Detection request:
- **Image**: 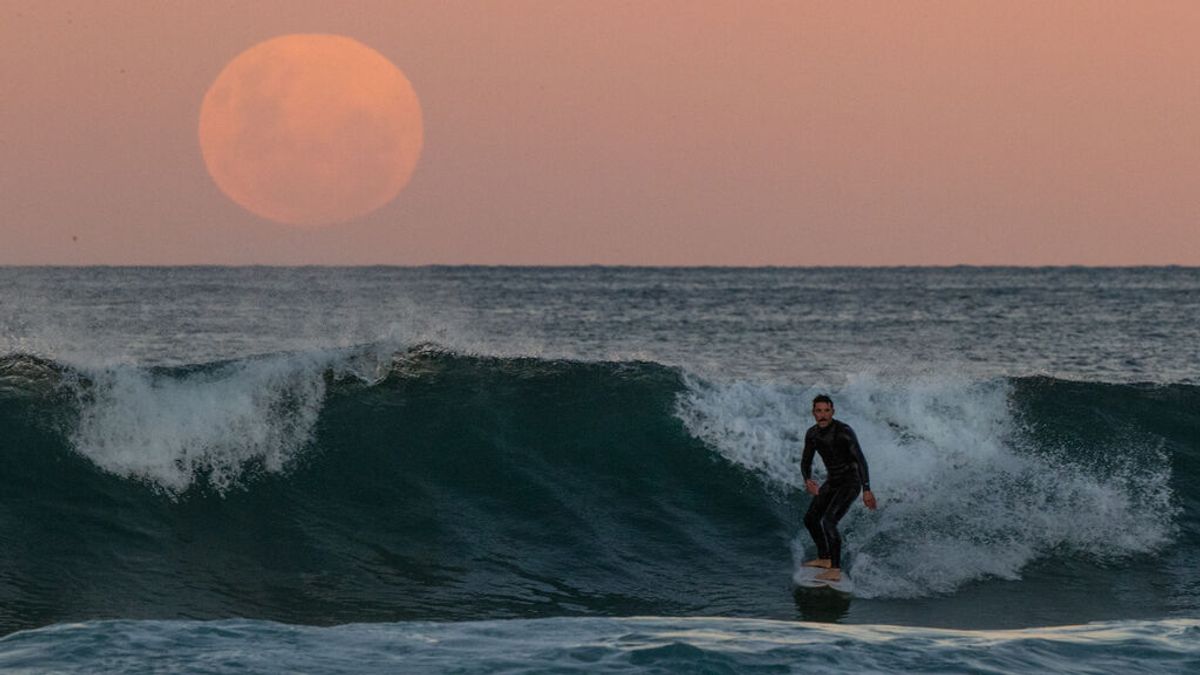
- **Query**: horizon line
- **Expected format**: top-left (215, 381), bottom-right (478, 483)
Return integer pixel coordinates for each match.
top-left (1, 263), bottom-right (1198, 270)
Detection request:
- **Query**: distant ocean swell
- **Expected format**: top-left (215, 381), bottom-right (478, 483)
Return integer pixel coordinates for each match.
top-left (0, 346), bottom-right (1194, 634)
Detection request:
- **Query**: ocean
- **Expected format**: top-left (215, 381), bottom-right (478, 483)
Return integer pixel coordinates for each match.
top-left (0, 266), bottom-right (1196, 672)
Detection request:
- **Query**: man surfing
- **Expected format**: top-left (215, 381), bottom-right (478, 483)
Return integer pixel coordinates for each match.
top-left (801, 395), bottom-right (876, 582)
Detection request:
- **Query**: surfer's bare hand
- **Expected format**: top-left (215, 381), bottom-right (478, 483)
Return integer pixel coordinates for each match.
top-left (805, 479), bottom-right (819, 496)
top-left (863, 490), bottom-right (877, 510)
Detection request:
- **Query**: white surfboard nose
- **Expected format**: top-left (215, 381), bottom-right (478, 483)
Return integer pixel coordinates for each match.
top-left (794, 567), bottom-right (855, 594)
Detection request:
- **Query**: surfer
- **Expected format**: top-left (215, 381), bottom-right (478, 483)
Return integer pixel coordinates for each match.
top-left (801, 395), bottom-right (876, 582)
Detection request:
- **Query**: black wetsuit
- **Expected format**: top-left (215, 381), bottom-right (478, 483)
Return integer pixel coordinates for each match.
top-left (801, 420), bottom-right (870, 569)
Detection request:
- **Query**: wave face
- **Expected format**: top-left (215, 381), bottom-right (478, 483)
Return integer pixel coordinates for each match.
top-left (0, 348), bottom-right (1196, 634)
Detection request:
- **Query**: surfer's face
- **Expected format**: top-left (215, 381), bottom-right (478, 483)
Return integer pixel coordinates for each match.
top-left (812, 402), bottom-right (834, 427)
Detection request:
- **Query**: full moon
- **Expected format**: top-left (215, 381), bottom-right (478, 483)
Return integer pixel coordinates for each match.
top-left (198, 34), bottom-right (423, 226)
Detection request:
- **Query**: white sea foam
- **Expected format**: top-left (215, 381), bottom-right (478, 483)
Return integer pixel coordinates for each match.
top-left (68, 349), bottom-right (389, 495)
top-left (676, 372), bottom-right (1177, 599)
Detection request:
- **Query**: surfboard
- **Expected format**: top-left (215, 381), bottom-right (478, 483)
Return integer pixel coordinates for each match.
top-left (793, 566), bottom-right (854, 594)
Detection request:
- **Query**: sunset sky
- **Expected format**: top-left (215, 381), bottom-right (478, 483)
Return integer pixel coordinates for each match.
top-left (3, 1), bottom-right (1199, 265)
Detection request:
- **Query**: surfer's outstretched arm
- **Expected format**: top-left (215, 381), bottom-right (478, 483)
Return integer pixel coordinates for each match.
top-left (842, 424), bottom-right (877, 510)
top-left (841, 424), bottom-right (870, 487)
top-left (800, 432), bottom-right (815, 481)
top-left (800, 431), bottom-right (819, 495)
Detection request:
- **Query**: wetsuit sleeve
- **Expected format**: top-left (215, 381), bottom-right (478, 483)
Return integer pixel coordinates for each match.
top-left (843, 424), bottom-right (871, 490)
top-left (800, 429), bottom-right (815, 482)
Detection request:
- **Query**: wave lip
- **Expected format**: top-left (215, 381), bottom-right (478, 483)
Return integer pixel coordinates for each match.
top-left (70, 355), bottom-right (330, 493)
top-left (0, 353), bottom-right (68, 398)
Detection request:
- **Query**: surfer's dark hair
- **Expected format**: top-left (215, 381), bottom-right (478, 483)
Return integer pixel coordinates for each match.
top-left (812, 394), bottom-right (834, 408)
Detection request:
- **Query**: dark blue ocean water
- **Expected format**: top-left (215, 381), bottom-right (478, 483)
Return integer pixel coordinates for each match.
top-left (0, 267), bottom-right (1197, 672)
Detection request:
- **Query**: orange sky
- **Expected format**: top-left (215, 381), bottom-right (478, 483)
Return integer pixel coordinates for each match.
top-left (3, 1), bottom-right (1199, 265)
